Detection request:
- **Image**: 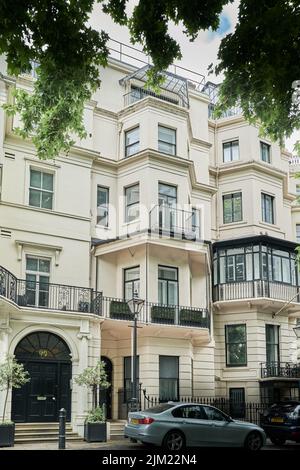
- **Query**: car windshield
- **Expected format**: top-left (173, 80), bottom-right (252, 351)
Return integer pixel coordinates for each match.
top-left (144, 404), bottom-right (175, 414)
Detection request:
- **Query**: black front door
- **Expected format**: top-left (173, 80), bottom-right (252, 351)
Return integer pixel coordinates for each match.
top-left (99, 357), bottom-right (113, 419)
top-left (12, 361), bottom-right (71, 422)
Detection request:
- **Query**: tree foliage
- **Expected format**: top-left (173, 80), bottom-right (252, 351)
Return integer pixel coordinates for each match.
top-left (0, 355), bottom-right (30, 423)
top-left (75, 359), bottom-right (110, 411)
top-left (215, 0), bottom-right (300, 149)
top-left (0, 0), bottom-right (299, 158)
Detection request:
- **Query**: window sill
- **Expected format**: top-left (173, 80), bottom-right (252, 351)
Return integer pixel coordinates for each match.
top-left (259, 221), bottom-right (279, 230)
top-left (223, 366), bottom-right (249, 370)
top-left (219, 221), bottom-right (247, 228)
top-left (122, 219), bottom-right (141, 227)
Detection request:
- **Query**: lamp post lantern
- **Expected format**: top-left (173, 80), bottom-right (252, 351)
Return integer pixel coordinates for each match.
top-left (127, 290), bottom-right (144, 411)
top-left (294, 325), bottom-right (300, 339)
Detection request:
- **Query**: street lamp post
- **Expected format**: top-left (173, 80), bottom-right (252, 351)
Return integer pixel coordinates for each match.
top-left (127, 290), bottom-right (144, 411)
top-left (294, 325), bottom-right (300, 339)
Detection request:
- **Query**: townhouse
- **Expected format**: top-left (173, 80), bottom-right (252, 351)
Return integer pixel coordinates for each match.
top-left (0, 40), bottom-right (299, 435)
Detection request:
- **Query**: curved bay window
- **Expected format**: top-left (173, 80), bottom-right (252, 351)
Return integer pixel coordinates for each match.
top-left (213, 237), bottom-right (298, 302)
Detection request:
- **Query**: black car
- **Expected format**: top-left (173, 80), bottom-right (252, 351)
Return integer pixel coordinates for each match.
top-left (261, 401), bottom-right (300, 446)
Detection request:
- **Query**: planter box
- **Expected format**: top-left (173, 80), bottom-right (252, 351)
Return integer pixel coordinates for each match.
top-left (0, 423), bottom-right (15, 447)
top-left (84, 422), bottom-right (107, 442)
top-left (110, 301), bottom-right (134, 321)
top-left (151, 306), bottom-right (175, 324)
top-left (180, 308), bottom-right (207, 327)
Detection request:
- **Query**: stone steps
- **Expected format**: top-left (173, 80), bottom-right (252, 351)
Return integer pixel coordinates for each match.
top-left (109, 420), bottom-right (126, 440)
top-left (15, 423), bottom-right (82, 444)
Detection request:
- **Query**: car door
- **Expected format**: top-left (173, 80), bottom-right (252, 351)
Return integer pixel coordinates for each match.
top-left (202, 406), bottom-right (242, 447)
top-left (172, 405), bottom-right (215, 447)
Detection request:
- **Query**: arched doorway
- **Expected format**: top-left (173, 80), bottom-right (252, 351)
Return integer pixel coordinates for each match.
top-left (99, 356), bottom-right (113, 419)
top-left (11, 331), bottom-right (72, 423)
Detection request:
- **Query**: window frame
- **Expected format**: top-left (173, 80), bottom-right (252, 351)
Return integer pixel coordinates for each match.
top-left (25, 255), bottom-right (51, 308)
top-left (159, 355), bottom-right (179, 402)
top-left (97, 185), bottom-right (109, 227)
top-left (266, 324), bottom-right (280, 365)
top-left (261, 193), bottom-right (275, 224)
top-left (125, 183), bottom-right (140, 223)
top-left (260, 141), bottom-right (271, 163)
top-left (222, 192), bottom-right (243, 224)
top-left (158, 265), bottom-right (179, 306)
top-left (222, 140), bottom-right (239, 163)
top-left (123, 265), bottom-right (140, 301)
top-left (29, 168), bottom-right (54, 210)
top-left (225, 324), bottom-right (247, 367)
top-left (125, 126), bottom-right (140, 158)
top-left (158, 125), bottom-right (176, 156)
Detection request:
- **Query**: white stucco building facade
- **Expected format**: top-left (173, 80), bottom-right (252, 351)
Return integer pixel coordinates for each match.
top-left (0, 41), bottom-right (299, 434)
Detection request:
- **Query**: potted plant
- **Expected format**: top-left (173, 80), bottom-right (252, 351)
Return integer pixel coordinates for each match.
top-left (151, 305), bottom-right (175, 324)
top-left (75, 359), bottom-right (110, 442)
top-left (0, 355), bottom-right (30, 447)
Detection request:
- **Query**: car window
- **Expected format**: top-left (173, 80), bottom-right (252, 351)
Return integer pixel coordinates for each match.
top-left (203, 406), bottom-right (227, 421)
top-left (172, 405), bottom-right (206, 420)
top-left (145, 404), bottom-right (174, 414)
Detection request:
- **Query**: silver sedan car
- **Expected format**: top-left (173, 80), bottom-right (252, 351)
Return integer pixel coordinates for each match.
top-left (124, 402), bottom-right (266, 450)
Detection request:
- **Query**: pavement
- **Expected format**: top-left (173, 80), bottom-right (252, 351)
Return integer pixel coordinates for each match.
top-left (1, 438), bottom-right (300, 451)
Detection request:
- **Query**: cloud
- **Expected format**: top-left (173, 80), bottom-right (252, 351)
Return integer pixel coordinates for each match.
top-left (205, 13), bottom-right (232, 42)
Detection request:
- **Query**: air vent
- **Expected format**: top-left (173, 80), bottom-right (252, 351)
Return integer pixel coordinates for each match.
top-left (4, 152), bottom-right (15, 160)
top-left (0, 229), bottom-right (12, 238)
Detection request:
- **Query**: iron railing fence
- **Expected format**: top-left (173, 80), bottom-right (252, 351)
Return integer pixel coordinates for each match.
top-left (213, 280), bottom-right (300, 303)
top-left (261, 362), bottom-right (300, 379)
top-left (140, 393), bottom-right (269, 426)
top-left (149, 204), bottom-right (201, 241)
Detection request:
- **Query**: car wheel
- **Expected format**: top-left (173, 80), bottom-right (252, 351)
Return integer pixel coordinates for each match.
top-left (244, 431), bottom-right (263, 451)
top-left (163, 430), bottom-right (185, 451)
top-left (270, 437), bottom-right (286, 446)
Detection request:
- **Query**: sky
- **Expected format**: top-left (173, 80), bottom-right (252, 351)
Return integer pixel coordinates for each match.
top-left (90, 1), bottom-right (298, 154)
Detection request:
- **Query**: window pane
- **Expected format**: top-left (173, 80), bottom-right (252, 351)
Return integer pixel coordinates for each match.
top-left (235, 254), bottom-right (245, 281)
top-left (228, 343), bottom-right (246, 365)
top-left (232, 141), bottom-right (239, 160)
top-left (219, 256), bottom-right (226, 283)
top-left (223, 195), bottom-right (232, 223)
top-left (223, 142), bottom-right (231, 162)
top-left (26, 258), bottom-right (38, 271)
top-left (41, 192), bottom-right (53, 209)
top-left (159, 379), bottom-right (178, 401)
top-left (158, 126), bottom-right (176, 145)
top-left (158, 279), bottom-right (168, 304)
top-left (158, 183), bottom-right (177, 199)
top-left (227, 324), bottom-right (246, 343)
top-left (272, 256), bottom-right (282, 282)
top-left (159, 356), bottom-right (178, 378)
top-left (125, 127), bottom-right (139, 146)
top-left (168, 281), bottom-right (178, 305)
top-left (126, 203), bottom-right (139, 222)
top-left (126, 185), bottom-right (139, 205)
top-left (30, 170), bottom-right (41, 188)
top-left (233, 193), bottom-right (242, 221)
top-left (125, 267), bottom-right (140, 282)
top-left (158, 140), bottom-right (176, 155)
top-left (39, 259), bottom-right (50, 273)
top-left (97, 187), bottom-right (108, 206)
top-left (261, 142), bottom-right (270, 163)
top-left (29, 188), bottom-right (41, 207)
top-left (282, 257), bottom-right (291, 283)
top-left (42, 173), bottom-right (53, 191)
top-left (126, 142), bottom-right (139, 157)
top-left (158, 266), bottom-right (177, 281)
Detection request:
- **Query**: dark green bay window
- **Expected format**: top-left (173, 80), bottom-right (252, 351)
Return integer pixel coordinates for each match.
top-left (223, 192), bottom-right (242, 224)
top-left (213, 243), bottom-right (297, 286)
top-left (225, 324), bottom-right (247, 367)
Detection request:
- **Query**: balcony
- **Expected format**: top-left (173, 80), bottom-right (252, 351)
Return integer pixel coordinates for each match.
top-left (149, 204), bottom-right (201, 241)
top-left (0, 266), bottom-right (100, 314)
top-left (260, 362), bottom-right (300, 379)
top-left (213, 280), bottom-right (300, 303)
top-left (0, 266), bottom-right (209, 329)
top-left (101, 297), bottom-right (210, 329)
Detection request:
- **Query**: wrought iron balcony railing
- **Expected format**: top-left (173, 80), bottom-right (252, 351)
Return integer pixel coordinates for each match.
top-left (260, 362), bottom-right (300, 379)
top-left (0, 266), bottom-right (209, 329)
top-left (100, 297), bottom-right (210, 329)
top-left (149, 204), bottom-right (201, 241)
top-left (0, 266), bottom-right (101, 314)
top-left (213, 280), bottom-right (300, 303)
